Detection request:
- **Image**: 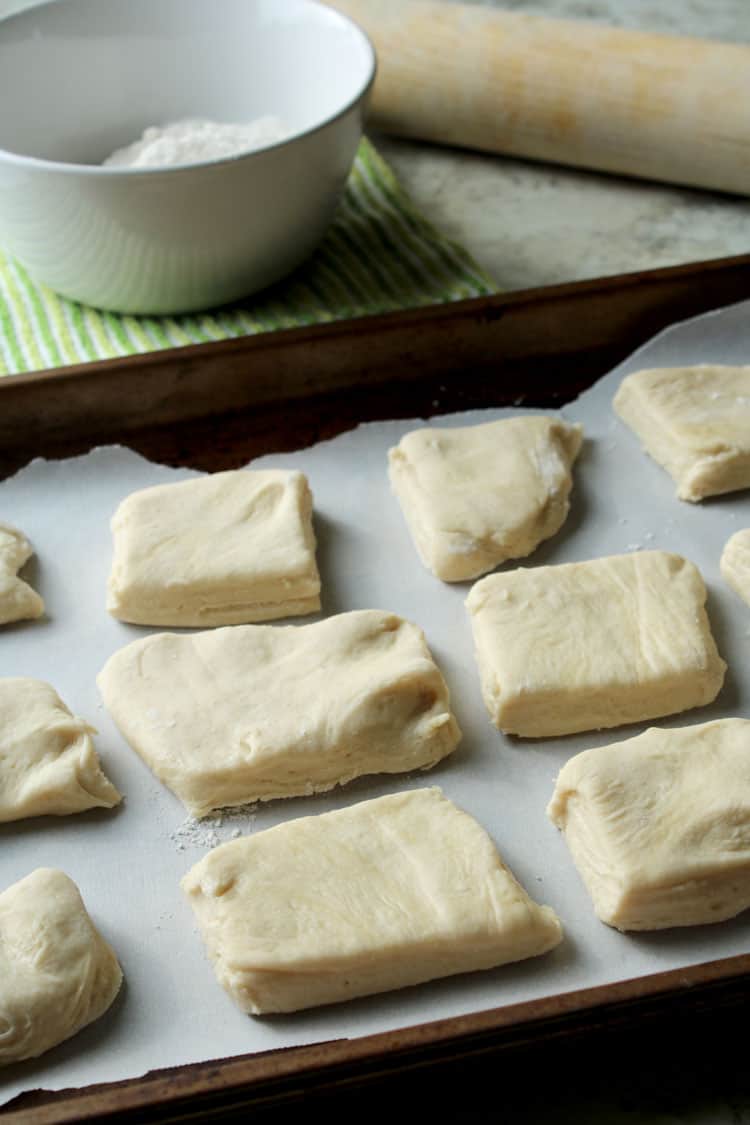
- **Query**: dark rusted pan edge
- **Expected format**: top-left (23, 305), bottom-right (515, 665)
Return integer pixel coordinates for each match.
top-left (4, 951), bottom-right (750, 1123)
top-left (1, 252), bottom-right (749, 476)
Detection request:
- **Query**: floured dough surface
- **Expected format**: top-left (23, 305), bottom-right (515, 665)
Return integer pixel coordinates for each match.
top-left (106, 469), bottom-right (321, 626)
top-left (466, 550), bottom-right (725, 738)
top-left (388, 416), bottom-right (583, 581)
top-left (720, 528), bottom-right (750, 606)
top-left (0, 678), bottom-right (121, 823)
top-left (0, 523), bottom-right (44, 625)
top-left (547, 719), bottom-right (750, 931)
top-left (181, 786), bottom-right (563, 1014)
top-left (98, 610), bottom-right (461, 816)
top-left (0, 868), bottom-right (122, 1064)
top-left (613, 365), bottom-right (750, 501)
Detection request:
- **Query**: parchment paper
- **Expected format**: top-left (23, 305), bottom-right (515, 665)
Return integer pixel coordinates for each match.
top-left (2, 299), bottom-right (750, 1105)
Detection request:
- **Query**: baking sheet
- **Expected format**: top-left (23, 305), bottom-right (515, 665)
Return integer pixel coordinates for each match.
top-left (2, 299), bottom-right (750, 1106)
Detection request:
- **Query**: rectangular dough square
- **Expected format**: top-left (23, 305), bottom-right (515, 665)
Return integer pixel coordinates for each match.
top-left (0, 868), bottom-right (122, 1064)
top-left (106, 468), bottom-right (320, 626)
top-left (0, 678), bottom-right (120, 822)
top-left (0, 523), bottom-right (44, 625)
top-left (388, 416), bottom-right (582, 581)
top-left (97, 610), bottom-right (461, 816)
top-left (613, 365), bottom-right (750, 501)
top-left (547, 719), bottom-right (750, 931)
top-left (720, 528), bottom-right (750, 606)
top-left (181, 787), bottom-right (563, 1014)
top-left (466, 550), bottom-right (725, 738)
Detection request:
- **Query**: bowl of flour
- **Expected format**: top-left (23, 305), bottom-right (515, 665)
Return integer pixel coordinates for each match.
top-left (0, 0), bottom-right (375, 314)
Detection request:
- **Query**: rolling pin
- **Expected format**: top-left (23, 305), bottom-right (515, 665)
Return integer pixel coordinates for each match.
top-left (331, 0), bottom-right (750, 195)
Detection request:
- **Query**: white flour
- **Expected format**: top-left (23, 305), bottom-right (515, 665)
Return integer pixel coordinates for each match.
top-left (103, 116), bottom-right (289, 168)
top-left (168, 806), bottom-right (257, 852)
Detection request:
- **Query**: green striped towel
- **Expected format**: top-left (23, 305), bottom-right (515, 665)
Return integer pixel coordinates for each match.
top-left (0, 138), bottom-right (497, 377)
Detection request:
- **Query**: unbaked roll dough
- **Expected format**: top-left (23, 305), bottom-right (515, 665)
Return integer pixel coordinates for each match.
top-left (720, 528), bottom-right (750, 606)
top-left (106, 469), bottom-right (320, 626)
top-left (466, 550), bottom-right (725, 738)
top-left (0, 678), bottom-right (121, 822)
top-left (181, 786), bottom-right (563, 1014)
top-left (98, 610), bottom-right (461, 816)
top-left (388, 416), bottom-right (583, 581)
top-left (0, 523), bottom-right (44, 625)
top-left (0, 868), bottom-right (122, 1064)
top-left (613, 365), bottom-right (750, 501)
top-left (547, 719), bottom-right (750, 931)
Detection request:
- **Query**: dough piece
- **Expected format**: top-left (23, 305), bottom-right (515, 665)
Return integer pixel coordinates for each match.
top-left (98, 610), bottom-right (461, 816)
top-left (466, 550), bottom-right (725, 738)
top-left (0, 868), bottom-right (122, 1064)
top-left (181, 786), bottom-right (562, 1014)
top-left (720, 528), bottom-right (750, 606)
top-left (106, 469), bottom-right (321, 626)
top-left (0, 678), bottom-right (121, 823)
top-left (0, 523), bottom-right (44, 625)
top-left (388, 416), bottom-right (583, 581)
top-left (613, 365), bottom-right (750, 502)
top-left (547, 719), bottom-right (750, 931)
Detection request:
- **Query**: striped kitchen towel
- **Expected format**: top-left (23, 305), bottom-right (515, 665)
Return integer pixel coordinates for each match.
top-left (0, 138), bottom-right (498, 376)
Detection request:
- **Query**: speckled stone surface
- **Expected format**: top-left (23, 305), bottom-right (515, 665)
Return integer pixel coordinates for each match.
top-left (375, 0), bottom-right (750, 290)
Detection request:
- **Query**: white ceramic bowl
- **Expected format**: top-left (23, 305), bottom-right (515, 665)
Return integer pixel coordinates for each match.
top-left (0, 0), bottom-right (375, 314)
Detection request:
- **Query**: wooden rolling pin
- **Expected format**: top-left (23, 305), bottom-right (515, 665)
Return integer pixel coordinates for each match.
top-left (331, 0), bottom-right (750, 195)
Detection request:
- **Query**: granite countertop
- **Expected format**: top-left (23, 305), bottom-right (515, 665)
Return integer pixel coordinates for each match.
top-left (374, 0), bottom-right (750, 291)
